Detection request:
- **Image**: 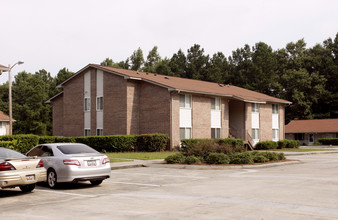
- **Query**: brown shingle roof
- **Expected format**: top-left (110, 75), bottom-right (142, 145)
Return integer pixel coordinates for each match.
top-left (0, 64), bottom-right (8, 71)
top-left (285, 119), bottom-right (338, 133)
top-left (0, 110), bottom-right (11, 121)
top-left (58, 64), bottom-right (291, 104)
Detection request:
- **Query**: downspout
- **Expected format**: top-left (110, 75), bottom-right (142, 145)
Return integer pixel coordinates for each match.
top-left (170, 93), bottom-right (173, 149)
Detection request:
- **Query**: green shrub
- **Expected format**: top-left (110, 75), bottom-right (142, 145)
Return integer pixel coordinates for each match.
top-left (215, 144), bottom-right (246, 155)
top-left (217, 138), bottom-right (244, 147)
top-left (278, 153), bottom-right (286, 160)
top-left (253, 155), bottom-right (269, 163)
top-left (165, 153), bottom-right (185, 164)
top-left (183, 140), bottom-right (216, 158)
top-left (184, 156), bottom-right (201, 164)
top-left (277, 139), bottom-right (300, 149)
top-left (181, 139), bottom-right (215, 154)
top-left (206, 153), bottom-right (230, 164)
top-left (230, 152), bottom-right (254, 164)
top-left (75, 135), bottom-right (136, 152)
top-left (0, 141), bottom-right (15, 150)
top-left (255, 141), bottom-right (278, 150)
top-left (261, 152), bottom-right (279, 161)
top-left (135, 134), bottom-right (169, 152)
top-left (318, 138), bottom-right (338, 146)
top-left (0, 134), bottom-right (40, 153)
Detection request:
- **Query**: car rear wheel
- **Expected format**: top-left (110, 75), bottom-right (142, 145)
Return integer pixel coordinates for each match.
top-left (19, 184), bottom-right (36, 192)
top-left (47, 169), bottom-right (58, 189)
top-left (90, 180), bottom-right (103, 185)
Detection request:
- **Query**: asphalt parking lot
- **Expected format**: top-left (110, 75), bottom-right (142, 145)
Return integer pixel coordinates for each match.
top-left (1, 153), bottom-right (338, 220)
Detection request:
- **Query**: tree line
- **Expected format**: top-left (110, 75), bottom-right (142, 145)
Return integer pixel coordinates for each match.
top-left (0, 33), bottom-right (336, 135)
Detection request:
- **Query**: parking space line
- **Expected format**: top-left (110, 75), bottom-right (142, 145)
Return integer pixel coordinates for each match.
top-left (110, 171), bottom-right (208, 179)
top-left (35, 189), bottom-right (96, 198)
top-left (109, 181), bottom-right (162, 187)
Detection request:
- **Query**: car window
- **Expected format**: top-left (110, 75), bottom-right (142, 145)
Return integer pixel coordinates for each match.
top-left (0, 147), bottom-right (26, 159)
top-left (40, 146), bottom-right (54, 157)
top-left (57, 144), bottom-right (98, 154)
top-left (27, 146), bottom-right (42, 156)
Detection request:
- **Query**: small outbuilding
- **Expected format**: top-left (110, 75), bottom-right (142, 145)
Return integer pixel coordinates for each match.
top-left (285, 119), bottom-right (338, 145)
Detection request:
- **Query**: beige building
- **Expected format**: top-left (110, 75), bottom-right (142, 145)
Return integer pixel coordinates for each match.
top-left (47, 64), bottom-right (291, 148)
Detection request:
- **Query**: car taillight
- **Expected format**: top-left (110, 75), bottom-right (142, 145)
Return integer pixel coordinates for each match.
top-left (102, 157), bottom-right (110, 164)
top-left (0, 162), bottom-right (16, 171)
top-left (36, 160), bottom-right (44, 168)
top-left (63, 160), bottom-right (81, 166)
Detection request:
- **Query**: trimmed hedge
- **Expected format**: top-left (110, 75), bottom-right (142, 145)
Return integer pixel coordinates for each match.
top-left (216, 138), bottom-right (244, 147)
top-left (277, 140), bottom-right (300, 149)
top-left (0, 133), bottom-right (168, 153)
top-left (318, 138), bottom-right (338, 146)
top-left (0, 141), bottom-right (15, 150)
top-left (206, 153), bottom-right (230, 164)
top-left (165, 153), bottom-right (185, 164)
top-left (135, 134), bottom-right (169, 152)
top-left (230, 152), bottom-right (254, 164)
top-left (184, 156), bottom-right (201, 164)
top-left (255, 141), bottom-right (278, 150)
top-left (0, 135), bottom-right (40, 153)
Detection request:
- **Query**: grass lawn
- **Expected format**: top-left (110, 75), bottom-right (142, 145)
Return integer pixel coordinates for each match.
top-left (105, 152), bottom-right (176, 161)
top-left (275, 148), bottom-right (338, 152)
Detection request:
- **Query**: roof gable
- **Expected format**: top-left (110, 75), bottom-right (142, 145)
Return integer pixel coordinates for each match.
top-left (285, 119), bottom-right (338, 133)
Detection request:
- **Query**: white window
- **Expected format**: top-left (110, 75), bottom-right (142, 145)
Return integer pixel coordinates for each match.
top-left (252, 103), bottom-right (259, 113)
top-left (96, 128), bottom-right (103, 136)
top-left (211, 128), bottom-right (220, 139)
top-left (272, 129), bottom-right (279, 141)
top-left (272, 104), bottom-right (279, 114)
top-left (252, 128), bottom-right (260, 140)
top-left (84, 129), bottom-right (91, 136)
top-left (211, 97), bottom-right (221, 110)
top-left (180, 94), bottom-right (192, 109)
top-left (96, 97), bottom-right (103, 111)
top-left (84, 98), bottom-right (91, 111)
top-left (180, 127), bottom-right (192, 140)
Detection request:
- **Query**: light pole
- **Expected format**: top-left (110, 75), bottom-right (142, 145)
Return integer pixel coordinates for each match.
top-left (8, 61), bottom-right (24, 135)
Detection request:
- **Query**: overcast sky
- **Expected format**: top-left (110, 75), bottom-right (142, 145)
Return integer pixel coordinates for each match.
top-left (1, 0), bottom-right (337, 84)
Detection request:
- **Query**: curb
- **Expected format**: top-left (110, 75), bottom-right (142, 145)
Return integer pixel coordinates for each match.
top-left (110, 164), bottom-right (145, 170)
top-left (144, 160), bottom-right (301, 170)
top-left (283, 151), bottom-right (338, 156)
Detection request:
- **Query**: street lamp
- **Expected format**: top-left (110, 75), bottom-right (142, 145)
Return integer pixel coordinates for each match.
top-left (8, 61), bottom-right (24, 135)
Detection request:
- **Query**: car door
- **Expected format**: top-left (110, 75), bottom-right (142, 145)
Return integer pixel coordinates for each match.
top-left (38, 146), bottom-right (55, 169)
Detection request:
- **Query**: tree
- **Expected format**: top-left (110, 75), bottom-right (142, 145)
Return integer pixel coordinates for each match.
top-left (143, 46), bottom-right (161, 73)
top-left (205, 52), bottom-right (229, 83)
top-left (185, 44), bottom-right (209, 80)
top-left (169, 49), bottom-right (186, 77)
top-left (130, 47), bottom-right (144, 71)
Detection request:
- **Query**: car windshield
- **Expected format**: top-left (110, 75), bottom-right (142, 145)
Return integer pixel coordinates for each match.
top-left (57, 144), bottom-right (99, 155)
top-left (0, 147), bottom-right (26, 159)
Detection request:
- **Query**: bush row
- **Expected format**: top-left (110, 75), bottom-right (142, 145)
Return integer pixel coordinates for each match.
top-left (165, 151), bottom-right (285, 165)
top-left (180, 138), bottom-right (245, 158)
top-left (255, 139), bottom-right (300, 150)
top-left (318, 138), bottom-right (338, 146)
top-left (0, 133), bottom-right (169, 153)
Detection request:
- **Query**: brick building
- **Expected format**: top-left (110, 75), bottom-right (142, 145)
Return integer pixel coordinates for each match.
top-left (285, 119), bottom-right (338, 145)
top-left (47, 64), bottom-right (291, 148)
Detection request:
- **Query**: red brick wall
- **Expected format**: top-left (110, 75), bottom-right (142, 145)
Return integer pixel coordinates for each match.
top-left (260, 104), bottom-right (272, 141)
top-left (139, 82), bottom-right (170, 135)
top-left (103, 71), bottom-right (127, 134)
top-left (90, 69), bottom-right (97, 136)
top-left (192, 95), bottom-right (211, 138)
top-left (171, 93), bottom-right (180, 148)
top-left (279, 104), bottom-right (285, 140)
top-left (62, 73), bottom-right (84, 136)
top-left (126, 80), bottom-right (140, 134)
top-left (221, 98), bottom-right (229, 138)
top-left (52, 94), bottom-right (63, 136)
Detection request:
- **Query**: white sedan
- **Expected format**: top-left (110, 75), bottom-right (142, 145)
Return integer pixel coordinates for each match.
top-left (0, 147), bottom-right (46, 192)
top-left (26, 143), bottom-right (111, 188)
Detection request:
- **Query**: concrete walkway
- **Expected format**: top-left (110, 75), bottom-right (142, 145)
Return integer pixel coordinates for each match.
top-left (109, 149), bottom-right (338, 170)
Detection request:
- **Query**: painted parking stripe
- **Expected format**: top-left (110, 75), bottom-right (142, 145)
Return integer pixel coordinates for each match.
top-left (35, 189), bottom-right (96, 198)
top-left (110, 171), bottom-right (208, 179)
top-left (109, 181), bottom-right (162, 187)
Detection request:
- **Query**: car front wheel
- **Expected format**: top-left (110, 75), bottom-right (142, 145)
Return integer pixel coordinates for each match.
top-left (19, 184), bottom-right (36, 192)
top-left (47, 169), bottom-right (58, 189)
top-left (90, 180), bottom-right (103, 185)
